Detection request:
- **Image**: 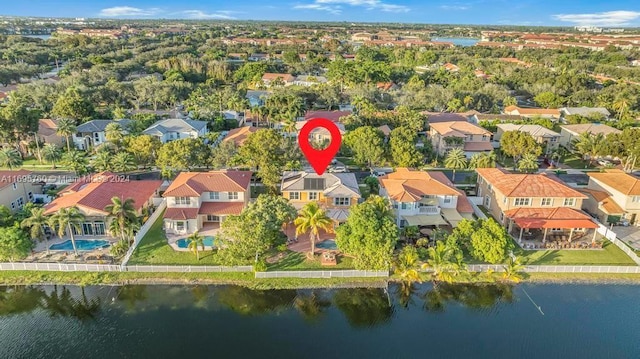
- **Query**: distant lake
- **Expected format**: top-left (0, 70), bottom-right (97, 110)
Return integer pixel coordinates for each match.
top-left (22, 34), bottom-right (51, 40)
top-left (432, 37), bottom-right (479, 46)
top-left (1, 283), bottom-right (640, 358)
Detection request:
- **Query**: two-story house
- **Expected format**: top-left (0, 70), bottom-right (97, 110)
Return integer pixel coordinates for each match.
top-left (495, 124), bottom-right (561, 155)
top-left (0, 170), bottom-right (42, 212)
top-left (428, 121), bottom-right (493, 158)
top-left (378, 168), bottom-right (474, 228)
top-left (44, 172), bottom-right (162, 237)
top-left (476, 168), bottom-right (597, 243)
top-left (162, 170), bottom-right (252, 235)
top-left (73, 119), bottom-right (132, 150)
top-left (586, 170), bottom-right (640, 226)
top-left (559, 123), bottom-right (621, 150)
top-left (281, 171), bottom-right (361, 225)
top-left (143, 118), bottom-right (208, 144)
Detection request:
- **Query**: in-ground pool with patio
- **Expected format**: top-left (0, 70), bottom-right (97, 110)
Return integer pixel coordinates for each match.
top-left (176, 236), bottom-right (217, 249)
top-left (316, 240), bottom-right (338, 250)
top-left (49, 239), bottom-right (111, 251)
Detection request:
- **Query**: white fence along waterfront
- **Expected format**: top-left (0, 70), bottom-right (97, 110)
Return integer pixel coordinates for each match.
top-left (0, 262), bottom-right (121, 272)
top-left (428, 264), bottom-right (640, 274)
top-left (596, 222), bottom-right (640, 266)
top-left (255, 270), bottom-right (389, 279)
top-left (124, 265), bottom-right (253, 273)
top-left (120, 199), bottom-right (167, 267)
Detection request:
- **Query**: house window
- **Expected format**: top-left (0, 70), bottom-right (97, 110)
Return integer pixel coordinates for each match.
top-left (632, 196), bottom-right (640, 203)
top-left (563, 198), bottom-right (576, 206)
top-left (228, 192), bottom-right (238, 200)
top-left (95, 222), bottom-right (105, 235)
top-left (28, 192), bottom-right (33, 200)
top-left (176, 221), bottom-right (185, 231)
top-left (12, 183), bottom-right (17, 190)
top-left (444, 196), bottom-right (452, 204)
top-left (482, 135), bottom-right (488, 141)
top-left (503, 197), bottom-right (507, 204)
top-left (16, 197), bottom-right (24, 208)
top-left (10, 202), bottom-right (15, 209)
top-left (334, 198), bottom-right (351, 206)
top-left (514, 198), bottom-right (531, 206)
top-left (176, 197), bottom-right (191, 205)
top-left (484, 195), bottom-right (491, 208)
top-left (207, 215), bottom-right (220, 222)
top-left (209, 192), bottom-right (219, 200)
top-left (499, 212), bottom-right (504, 221)
top-left (309, 192), bottom-right (318, 200)
top-left (289, 192), bottom-right (300, 200)
top-left (82, 223), bottom-right (94, 236)
top-left (541, 198), bottom-right (553, 206)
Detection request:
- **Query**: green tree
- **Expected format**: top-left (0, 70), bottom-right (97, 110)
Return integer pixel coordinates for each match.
top-left (502, 96), bottom-right (517, 107)
top-left (534, 91), bottom-right (564, 108)
top-left (444, 148), bottom-right (467, 181)
top-left (0, 225), bottom-right (32, 262)
top-left (156, 138), bottom-right (211, 177)
top-left (500, 131), bottom-right (542, 170)
top-left (294, 202), bottom-right (334, 259)
top-left (104, 197), bottom-right (138, 243)
top-left (0, 148), bottom-right (23, 169)
top-left (62, 150), bottom-right (89, 176)
top-left (425, 240), bottom-right (466, 283)
top-left (123, 135), bottom-right (161, 168)
top-left (238, 129), bottom-right (292, 191)
top-left (468, 151), bottom-right (496, 169)
top-left (517, 153), bottom-right (539, 173)
top-left (20, 207), bottom-right (50, 254)
top-left (104, 122), bottom-right (124, 144)
top-left (502, 256), bottom-right (524, 283)
top-left (52, 88), bottom-right (94, 122)
top-left (389, 126), bottom-right (423, 167)
top-left (91, 151), bottom-right (112, 172)
top-left (0, 92), bottom-right (40, 147)
top-left (210, 141), bottom-right (238, 170)
top-left (335, 196), bottom-right (397, 270)
top-left (394, 245), bottom-right (421, 283)
top-left (343, 126), bottom-right (385, 170)
top-left (48, 206), bottom-right (85, 256)
top-left (463, 218), bottom-right (514, 264)
top-left (112, 152), bottom-right (137, 173)
top-left (55, 118), bottom-right (77, 152)
top-left (41, 143), bottom-right (62, 169)
top-left (187, 231), bottom-right (205, 261)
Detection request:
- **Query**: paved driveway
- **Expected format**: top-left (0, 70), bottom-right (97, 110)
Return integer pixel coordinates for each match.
top-left (613, 226), bottom-right (640, 250)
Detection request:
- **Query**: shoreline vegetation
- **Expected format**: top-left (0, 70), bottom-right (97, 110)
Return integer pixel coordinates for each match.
top-left (2, 270), bottom-right (640, 289)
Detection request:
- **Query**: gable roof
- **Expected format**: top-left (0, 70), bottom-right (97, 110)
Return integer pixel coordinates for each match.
top-left (424, 112), bottom-right (471, 123)
top-left (143, 118), bottom-right (207, 136)
top-left (304, 110), bottom-right (352, 122)
top-left (44, 172), bottom-right (162, 215)
top-left (588, 169), bottom-right (640, 195)
top-left (163, 171), bottom-right (252, 197)
top-left (560, 107), bottom-right (611, 117)
top-left (38, 119), bottom-right (59, 137)
top-left (504, 207), bottom-right (598, 229)
top-left (379, 168), bottom-right (461, 202)
top-left (261, 73), bottom-right (295, 82)
top-left (580, 188), bottom-right (624, 214)
top-left (497, 124), bottom-right (561, 138)
top-left (281, 171), bottom-right (361, 198)
top-left (476, 168), bottom-right (586, 198)
top-left (77, 119), bottom-right (132, 133)
top-left (429, 121), bottom-right (491, 137)
top-left (223, 126), bottom-right (259, 146)
top-left (504, 106), bottom-right (560, 117)
top-left (560, 123), bottom-right (621, 136)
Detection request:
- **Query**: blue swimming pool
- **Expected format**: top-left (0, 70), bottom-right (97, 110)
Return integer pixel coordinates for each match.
top-left (49, 239), bottom-right (111, 251)
top-left (316, 240), bottom-right (338, 250)
top-left (176, 236), bottom-right (216, 249)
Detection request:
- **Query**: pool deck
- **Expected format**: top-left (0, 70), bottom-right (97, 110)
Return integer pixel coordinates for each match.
top-left (284, 227), bottom-right (337, 254)
top-left (167, 223), bottom-right (221, 252)
top-left (33, 235), bottom-right (117, 253)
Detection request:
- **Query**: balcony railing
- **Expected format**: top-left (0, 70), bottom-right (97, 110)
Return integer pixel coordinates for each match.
top-left (419, 206), bottom-right (439, 214)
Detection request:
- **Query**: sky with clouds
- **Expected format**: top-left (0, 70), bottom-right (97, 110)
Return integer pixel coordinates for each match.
top-left (2, 1), bottom-right (640, 26)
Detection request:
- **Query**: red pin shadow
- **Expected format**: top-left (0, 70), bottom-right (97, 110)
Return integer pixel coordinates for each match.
top-left (298, 118), bottom-right (341, 175)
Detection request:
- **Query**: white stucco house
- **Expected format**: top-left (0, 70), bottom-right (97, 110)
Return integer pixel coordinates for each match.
top-left (143, 118), bottom-right (208, 144)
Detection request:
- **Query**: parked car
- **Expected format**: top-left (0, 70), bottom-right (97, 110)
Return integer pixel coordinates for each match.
top-left (328, 166), bottom-right (347, 173)
top-left (597, 159), bottom-right (612, 167)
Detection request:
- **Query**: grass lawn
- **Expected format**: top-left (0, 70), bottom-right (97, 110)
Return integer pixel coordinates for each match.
top-left (562, 155), bottom-right (594, 169)
top-left (128, 214), bottom-right (222, 266)
top-left (336, 156), bottom-right (358, 167)
top-left (513, 240), bottom-right (637, 266)
top-left (267, 250), bottom-right (355, 271)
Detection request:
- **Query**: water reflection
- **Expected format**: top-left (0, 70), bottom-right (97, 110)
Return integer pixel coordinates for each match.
top-left (0, 283), bottom-right (516, 327)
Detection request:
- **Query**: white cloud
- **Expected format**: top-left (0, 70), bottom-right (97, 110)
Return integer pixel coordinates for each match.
top-left (552, 10), bottom-right (640, 26)
top-left (181, 10), bottom-right (236, 19)
top-left (295, 0), bottom-right (409, 14)
top-left (99, 6), bottom-right (162, 17)
top-left (440, 5), bottom-right (470, 11)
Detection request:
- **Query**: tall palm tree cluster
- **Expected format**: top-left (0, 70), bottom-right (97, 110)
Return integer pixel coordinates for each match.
top-left (444, 149), bottom-right (498, 181)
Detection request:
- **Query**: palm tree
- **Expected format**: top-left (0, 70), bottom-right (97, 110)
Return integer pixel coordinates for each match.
top-left (517, 153), bottom-right (539, 173)
top-left (468, 151), bottom-right (496, 169)
top-left (394, 246), bottom-right (421, 283)
top-left (294, 202), bottom-right (334, 259)
top-left (56, 118), bottom-right (77, 152)
top-left (91, 151), bottom-right (112, 172)
top-left (613, 97), bottom-right (630, 120)
top-left (502, 256), bottom-right (524, 283)
top-left (21, 207), bottom-right (50, 254)
top-left (112, 152), bottom-right (137, 173)
top-left (62, 150), bottom-right (89, 176)
top-left (104, 197), bottom-right (138, 242)
top-left (104, 122), bottom-right (124, 144)
top-left (424, 241), bottom-right (456, 283)
top-left (444, 148), bottom-right (467, 182)
top-left (187, 231), bottom-right (205, 260)
top-left (49, 207), bottom-right (85, 256)
top-left (0, 148), bottom-right (22, 169)
top-left (42, 144), bottom-right (62, 169)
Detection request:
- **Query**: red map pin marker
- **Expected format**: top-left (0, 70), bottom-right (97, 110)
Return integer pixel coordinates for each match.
top-left (298, 118), bottom-right (342, 175)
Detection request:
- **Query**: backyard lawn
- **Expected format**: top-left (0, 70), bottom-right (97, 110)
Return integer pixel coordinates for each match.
top-left (513, 240), bottom-right (637, 266)
top-left (562, 155), bottom-right (594, 169)
top-left (128, 214), bottom-right (222, 265)
top-left (267, 250), bottom-right (355, 271)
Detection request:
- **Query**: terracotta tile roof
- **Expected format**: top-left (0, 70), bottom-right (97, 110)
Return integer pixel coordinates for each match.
top-left (304, 110), bottom-right (352, 122)
top-left (504, 106), bottom-right (560, 117)
top-left (223, 126), bottom-right (259, 146)
top-left (44, 172), bottom-right (162, 215)
top-left (505, 207), bottom-right (598, 229)
top-left (580, 189), bottom-right (624, 214)
top-left (0, 170), bottom-right (33, 190)
top-left (464, 142), bottom-right (494, 151)
top-left (261, 73), bottom-right (295, 82)
top-left (198, 202), bottom-right (245, 215)
top-left (164, 207), bottom-right (198, 220)
top-left (379, 168), bottom-right (461, 202)
top-left (476, 168), bottom-right (587, 198)
top-left (163, 171), bottom-right (252, 197)
top-left (429, 121), bottom-right (491, 137)
top-left (588, 170), bottom-right (640, 195)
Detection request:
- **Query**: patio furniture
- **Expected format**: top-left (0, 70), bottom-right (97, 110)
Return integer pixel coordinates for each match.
top-left (321, 252), bottom-right (337, 266)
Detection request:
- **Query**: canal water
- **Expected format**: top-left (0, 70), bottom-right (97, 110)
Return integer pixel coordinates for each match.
top-left (0, 283), bottom-right (638, 358)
